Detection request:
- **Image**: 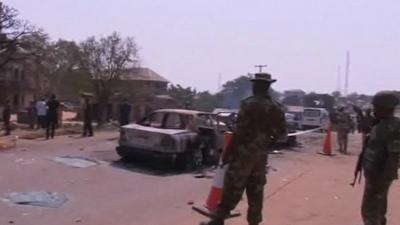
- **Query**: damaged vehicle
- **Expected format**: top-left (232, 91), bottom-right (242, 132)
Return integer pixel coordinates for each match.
top-left (116, 109), bottom-right (226, 170)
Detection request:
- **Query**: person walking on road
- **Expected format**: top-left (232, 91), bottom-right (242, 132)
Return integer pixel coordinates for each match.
top-left (119, 98), bottom-right (131, 126)
top-left (36, 97), bottom-right (47, 129)
top-left (82, 97), bottom-right (94, 137)
top-left (360, 91), bottom-right (400, 225)
top-left (46, 94), bottom-right (60, 139)
top-left (201, 72), bottom-right (287, 225)
top-left (2, 100), bottom-right (11, 136)
top-left (336, 106), bottom-right (352, 154)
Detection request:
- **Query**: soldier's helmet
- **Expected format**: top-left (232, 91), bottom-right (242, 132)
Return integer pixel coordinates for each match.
top-left (372, 91), bottom-right (400, 109)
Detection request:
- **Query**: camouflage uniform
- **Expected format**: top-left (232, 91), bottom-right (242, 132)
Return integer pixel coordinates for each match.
top-left (361, 92), bottom-right (400, 225)
top-left (336, 110), bottom-right (352, 154)
top-left (219, 96), bottom-right (286, 224)
top-left (211, 93), bottom-right (286, 224)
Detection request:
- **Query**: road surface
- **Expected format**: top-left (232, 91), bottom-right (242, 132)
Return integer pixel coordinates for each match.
top-left (0, 131), bottom-right (399, 225)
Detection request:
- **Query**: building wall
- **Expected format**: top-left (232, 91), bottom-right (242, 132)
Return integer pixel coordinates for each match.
top-left (0, 64), bottom-right (36, 112)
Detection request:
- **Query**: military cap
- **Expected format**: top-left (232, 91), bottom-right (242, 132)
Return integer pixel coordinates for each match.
top-left (251, 73), bottom-right (277, 83)
top-left (372, 91), bottom-right (400, 109)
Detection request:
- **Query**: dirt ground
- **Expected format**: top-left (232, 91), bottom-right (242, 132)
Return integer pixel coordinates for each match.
top-left (0, 130), bottom-right (399, 225)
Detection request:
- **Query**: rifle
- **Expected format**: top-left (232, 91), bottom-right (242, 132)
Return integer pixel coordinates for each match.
top-left (350, 135), bottom-right (368, 187)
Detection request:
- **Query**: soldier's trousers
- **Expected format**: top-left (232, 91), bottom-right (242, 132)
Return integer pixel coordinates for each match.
top-left (361, 177), bottom-right (392, 225)
top-left (215, 152), bottom-right (267, 225)
top-left (337, 130), bottom-right (348, 153)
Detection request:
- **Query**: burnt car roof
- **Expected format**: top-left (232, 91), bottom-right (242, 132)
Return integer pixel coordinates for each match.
top-left (153, 109), bottom-right (211, 116)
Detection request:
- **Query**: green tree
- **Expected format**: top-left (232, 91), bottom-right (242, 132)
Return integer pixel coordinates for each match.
top-left (219, 74), bottom-right (281, 109)
top-left (81, 32), bottom-right (140, 126)
top-left (193, 91), bottom-right (223, 112)
top-left (304, 93), bottom-right (335, 112)
top-left (0, 2), bottom-right (40, 70)
top-left (167, 84), bottom-right (197, 109)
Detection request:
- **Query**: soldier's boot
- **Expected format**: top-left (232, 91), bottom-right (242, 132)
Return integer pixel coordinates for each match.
top-left (200, 219), bottom-right (224, 225)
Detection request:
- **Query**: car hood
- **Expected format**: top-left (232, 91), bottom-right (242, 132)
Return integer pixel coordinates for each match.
top-left (122, 123), bottom-right (191, 135)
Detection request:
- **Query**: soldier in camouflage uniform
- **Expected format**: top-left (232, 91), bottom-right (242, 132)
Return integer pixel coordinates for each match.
top-left (361, 91), bottom-right (400, 225)
top-left (201, 73), bottom-right (287, 225)
top-left (336, 106), bottom-right (353, 154)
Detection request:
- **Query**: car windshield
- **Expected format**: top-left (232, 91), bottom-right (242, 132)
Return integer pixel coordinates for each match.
top-left (139, 112), bottom-right (165, 128)
top-left (139, 112), bottom-right (194, 129)
top-left (164, 113), bottom-right (193, 129)
top-left (303, 109), bottom-right (321, 117)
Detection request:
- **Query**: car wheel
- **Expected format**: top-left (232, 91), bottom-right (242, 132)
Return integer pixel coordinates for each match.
top-left (181, 147), bottom-right (204, 171)
top-left (287, 136), bottom-right (297, 146)
top-left (116, 147), bottom-right (129, 159)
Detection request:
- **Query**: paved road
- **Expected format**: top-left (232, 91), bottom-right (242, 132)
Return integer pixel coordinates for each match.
top-left (0, 132), bottom-right (399, 225)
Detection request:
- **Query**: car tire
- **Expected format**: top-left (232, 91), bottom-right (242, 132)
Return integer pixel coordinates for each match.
top-left (177, 147), bottom-right (204, 171)
top-left (287, 136), bottom-right (297, 146)
top-left (116, 147), bottom-right (130, 159)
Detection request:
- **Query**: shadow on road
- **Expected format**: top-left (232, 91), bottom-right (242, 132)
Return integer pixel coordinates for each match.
top-left (110, 158), bottom-right (189, 177)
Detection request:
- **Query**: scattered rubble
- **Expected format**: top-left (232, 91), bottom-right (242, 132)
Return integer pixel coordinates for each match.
top-left (52, 155), bottom-right (99, 168)
top-left (6, 191), bottom-right (68, 208)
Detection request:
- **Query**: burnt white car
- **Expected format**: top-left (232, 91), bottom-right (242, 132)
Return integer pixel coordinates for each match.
top-left (116, 109), bottom-right (225, 170)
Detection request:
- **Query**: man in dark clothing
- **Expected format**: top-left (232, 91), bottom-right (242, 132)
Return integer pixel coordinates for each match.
top-left (119, 98), bottom-right (131, 126)
top-left (82, 97), bottom-right (94, 137)
top-left (2, 100), bottom-right (11, 136)
top-left (27, 101), bottom-right (36, 129)
top-left (361, 91), bottom-right (400, 225)
top-left (46, 94), bottom-right (60, 139)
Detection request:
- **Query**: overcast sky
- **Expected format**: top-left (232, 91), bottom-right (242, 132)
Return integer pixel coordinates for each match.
top-left (4, 0), bottom-right (400, 94)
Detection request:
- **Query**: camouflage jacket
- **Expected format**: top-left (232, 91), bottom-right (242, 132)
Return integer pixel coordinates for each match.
top-left (363, 117), bottom-right (400, 179)
top-left (336, 111), bottom-right (353, 131)
top-left (226, 95), bottom-right (287, 157)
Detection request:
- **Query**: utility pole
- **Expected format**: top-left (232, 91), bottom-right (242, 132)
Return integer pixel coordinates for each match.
top-left (254, 65), bottom-right (267, 73)
top-left (217, 73), bottom-right (222, 91)
top-left (344, 51), bottom-right (350, 96)
top-left (337, 65), bottom-right (341, 94)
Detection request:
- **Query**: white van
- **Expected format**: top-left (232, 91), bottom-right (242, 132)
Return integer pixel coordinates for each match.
top-left (301, 107), bottom-right (329, 130)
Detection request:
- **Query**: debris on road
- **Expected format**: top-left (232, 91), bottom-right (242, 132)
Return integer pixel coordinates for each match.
top-left (52, 155), bottom-right (99, 168)
top-left (6, 191), bottom-right (68, 208)
top-left (15, 158), bottom-right (36, 165)
top-left (269, 150), bottom-right (284, 155)
top-left (0, 136), bottom-right (18, 150)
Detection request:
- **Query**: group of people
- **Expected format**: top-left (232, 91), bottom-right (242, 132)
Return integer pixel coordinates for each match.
top-left (2, 95), bottom-right (133, 138)
top-left (334, 106), bottom-right (376, 155)
top-left (81, 97), bottom-right (133, 137)
top-left (2, 95), bottom-right (61, 139)
top-left (201, 73), bottom-right (400, 225)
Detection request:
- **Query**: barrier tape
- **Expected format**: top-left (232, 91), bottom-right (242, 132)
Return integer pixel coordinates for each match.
top-left (287, 127), bottom-right (324, 137)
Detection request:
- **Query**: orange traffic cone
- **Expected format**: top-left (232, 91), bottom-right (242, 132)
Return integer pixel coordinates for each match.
top-left (319, 122), bottom-right (334, 156)
top-left (192, 131), bottom-right (240, 218)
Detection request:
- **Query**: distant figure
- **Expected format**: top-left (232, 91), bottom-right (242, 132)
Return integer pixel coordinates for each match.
top-left (82, 97), bottom-right (94, 137)
top-left (119, 98), bottom-right (131, 126)
top-left (46, 94), bottom-right (60, 139)
top-left (2, 100), bottom-right (11, 136)
top-left (36, 97), bottom-right (47, 129)
top-left (27, 101), bottom-right (36, 129)
top-left (335, 106), bottom-right (352, 154)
